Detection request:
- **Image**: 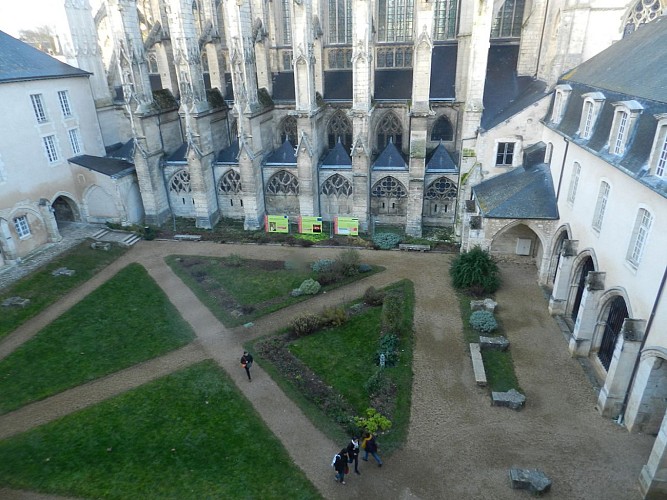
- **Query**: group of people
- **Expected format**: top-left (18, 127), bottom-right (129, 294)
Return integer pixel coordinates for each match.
top-left (332, 433), bottom-right (383, 485)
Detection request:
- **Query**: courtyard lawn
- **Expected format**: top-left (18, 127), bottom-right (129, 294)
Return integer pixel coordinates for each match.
top-left (0, 242), bottom-right (127, 340)
top-left (0, 263), bottom-right (194, 415)
top-left (0, 361), bottom-right (321, 500)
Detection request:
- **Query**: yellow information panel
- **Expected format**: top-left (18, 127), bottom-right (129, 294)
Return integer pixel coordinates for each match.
top-left (265, 214), bottom-right (289, 233)
top-left (299, 216), bottom-right (323, 234)
top-left (335, 217), bottom-right (359, 236)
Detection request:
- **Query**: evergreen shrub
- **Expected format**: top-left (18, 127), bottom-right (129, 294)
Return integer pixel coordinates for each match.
top-left (298, 278), bottom-right (321, 295)
top-left (375, 333), bottom-right (400, 366)
top-left (469, 310), bottom-right (498, 333)
top-left (358, 263), bottom-right (373, 273)
top-left (450, 246), bottom-right (500, 295)
top-left (373, 232), bottom-right (402, 250)
top-left (334, 249), bottom-right (361, 277)
top-left (363, 286), bottom-right (385, 306)
top-left (320, 306), bottom-right (347, 327)
top-left (311, 259), bottom-right (335, 273)
top-left (381, 292), bottom-right (405, 335)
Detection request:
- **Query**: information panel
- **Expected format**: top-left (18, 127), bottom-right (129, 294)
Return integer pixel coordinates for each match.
top-left (265, 215), bottom-right (289, 233)
top-left (299, 216), bottom-right (323, 234)
top-left (334, 217), bottom-right (359, 236)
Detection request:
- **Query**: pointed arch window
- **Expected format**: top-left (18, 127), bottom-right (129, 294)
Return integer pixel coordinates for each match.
top-left (267, 170), bottom-right (299, 195)
top-left (322, 174), bottom-right (353, 197)
top-left (433, 0), bottom-right (458, 40)
top-left (491, 0), bottom-right (526, 39)
top-left (431, 116), bottom-right (453, 141)
top-left (425, 177), bottom-right (457, 200)
top-left (280, 116), bottom-right (298, 145)
top-left (169, 170), bottom-right (192, 194)
top-left (623, 0), bottom-right (665, 37)
top-left (377, 0), bottom-right (414, 42)
top-left (372, 176), bottom-right (407, 198)
top-left (218, 170), bottom-right (242, 194)
top-left (377, 113), bottom-right (403, 150)
top-left (327, 111), bottom-right (353, 150)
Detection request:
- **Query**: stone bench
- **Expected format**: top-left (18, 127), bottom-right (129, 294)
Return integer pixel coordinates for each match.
top-left (480, 335), bottom-right (510, 351)
top-left (398, 243), bottom-right (430, 252)
top-left (469, 343), bottom-right (487, 386)
top-left (492, 389), bottom-right (526, 410)
top-left (174, 234), bottom-right (202, 241)
top-left (509, 468), bottom-right (551, 495)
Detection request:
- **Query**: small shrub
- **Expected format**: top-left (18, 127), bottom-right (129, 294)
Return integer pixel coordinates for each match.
top-left (354, 408), bottom-right (392, 434)
top-left (376, 333), bottom-right (400, 366)
top-left (358, 263), bottom-right (373, 273)
top-left (223, 254), bottom-right (245, 267)
top-left (142, 226), bottom-right (155, 241)
top-left (298, 278), bottom-right (321, 295)
top-left (320, 306), bottom-right (347, 327)
top-left (298, 238), bottom-right (314, 247)
top-left (373, 232), bottom-right (402, 250)
top-left (381, 292), bottom-right (405, 334)
top-left (290, 289), bottom-right (303, 297)
top-left (363, 286), bottom-right (385, 306)
top-left (311, 259), bottom-right (335, 273)
top-left (291, 313), bottom-right (323, 336)
top-left (469, 310), bottom-right (498, 333)
top-left (334, 249), bottom-right (361, 277)
top-left (364, 368), bottom-right (391, 395)
top-left (450, 246), bottom-right (500, 294)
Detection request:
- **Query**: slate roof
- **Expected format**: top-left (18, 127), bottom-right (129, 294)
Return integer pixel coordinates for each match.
top-left (430, 45), bottom-right (457, 100)
top-left (265, 139), bottom-right (297, 166)
top-left (216, 139), bottom-right (240, 164)
top-left (166, 143), bottom-right (188, 164)
top-left (481, 44), bottom-right (547, 130)
top-left (426, 142), bottom-right (458, 172)
top-left (472, 163), bottom-right (559, 219)
top-left (0, 30), bottom-right (89, 83)
top-left (68, 155), bottom-right (135, 178)
top-left (321, 140), bottom-right (352, 169)
top-left (324, 71), bottom-right (353, 101)
top-left (105, 140), bottom-right (135, 162)
top-left (372, 140), bottom-right (408, 170)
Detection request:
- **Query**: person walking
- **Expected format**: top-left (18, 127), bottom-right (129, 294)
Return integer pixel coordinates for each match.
top-left (240, 351), bottom-right (254, 381)
top-left (332, 448), bottom-right (348, 484)
top-left (346, 436), bottom-right (361, 475)
top-left (361, 431), bottom-right (383, 467)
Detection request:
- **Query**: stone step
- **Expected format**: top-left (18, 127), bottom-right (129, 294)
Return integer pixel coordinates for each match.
top-left (91, 229), bottom-right (109, 240)
top-left (122, 234), bottom-right (142, 246)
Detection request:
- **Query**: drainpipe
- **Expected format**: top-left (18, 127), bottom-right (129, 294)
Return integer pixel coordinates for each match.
top-left (617, 265), bottom-right (667, 425)
top-left (555, 136), bottom-right (569, 201)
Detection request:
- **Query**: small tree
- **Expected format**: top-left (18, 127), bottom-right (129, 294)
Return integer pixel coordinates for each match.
top-left (450, 246), bottom-right (500, 295)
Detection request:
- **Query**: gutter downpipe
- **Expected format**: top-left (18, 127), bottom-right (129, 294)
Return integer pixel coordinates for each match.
top-left (555, 135), bottom-right (569, 201)
top-left (617, 265), bottom-right (667, 426)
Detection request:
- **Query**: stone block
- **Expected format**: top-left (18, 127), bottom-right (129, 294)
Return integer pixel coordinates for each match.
top-left (509, 468), bottom-right (551, 495)
top-left (480, 336), bottom-right (509, 351)
top-left (470, 298), bottom-right (497, 313)
top-left (2, 296), bottom-right (31, 308)
top-left (90, 242), bottom-right (111, 251)
top-left (51, 267), bottom-right (76, 276)
top-left (492, 389), bottom-right (526, 410)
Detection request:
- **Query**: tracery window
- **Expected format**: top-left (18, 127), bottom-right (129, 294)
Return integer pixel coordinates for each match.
top-left (376, 47), bottom-right (413, 68)
top-left (377, 112), bottom-right (403, 150)
top-left (280, 116), bottom-right (298, 145)
top-left (424, 177), bottom-right (457, 200)
top-left (281, 0), bottom-right (293, 45)
top-left (267, 170), bottom-right (299, 195)
top-left (328, 0), bottom-right (352, 44)
top-left (624, 0), bottom-right (665, 37)
top-left (431, 116), bottom-right (453, 141)
top-left (377, 0), bottom-right (414, 42)
top-left (372, 176), bottom-right (407, 198)
top-left (322, 174), bottom-right (352, 197)
top-left (491, 0), bottom-right (525, 38)
top-left (218, 170), bottom-right (242, 194)
top-left (433, 0), bottom-right (458, 40)
top-left (327, 48), bottom-right (353, 69)
top-left (327, 111), bottom-right (353, 150)
top-left (169, 169), bottom-right (192, 194)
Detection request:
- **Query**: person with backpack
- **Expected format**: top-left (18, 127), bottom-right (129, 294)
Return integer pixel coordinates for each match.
top-left (361, 431), bottom-right (383, 467)
top-left (346, 436), bottom-right (361, 475)
top-left (332, 448), bottom-right (348, 484)
top-left (240, 351), bottom-right (253, 381)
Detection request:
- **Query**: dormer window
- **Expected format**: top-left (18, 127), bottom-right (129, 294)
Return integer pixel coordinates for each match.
top-left (578, 92), bottom-right (605, 139)
top-left (551, 84), bottom-right (571, 125)
top-left (609, 100), bottom-right (643, 156)
top-left (648, 114), bottom-right (667, 177)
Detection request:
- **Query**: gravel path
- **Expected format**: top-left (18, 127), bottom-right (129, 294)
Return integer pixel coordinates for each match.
top-left (0, 241), bottom-right (654, 499)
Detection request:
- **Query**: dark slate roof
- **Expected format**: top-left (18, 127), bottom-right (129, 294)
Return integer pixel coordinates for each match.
top-left (0, 30), bottom-right (90, 83)
top-left (321, 140), bottom-right (352, 169)
top-left (426, 142), bottom-right (458, 172)
top-left (561, 16), bottom-right (667, 104)
top-left (68, 155), bottom-right (135, 178)
top-left (523, 142), bottom-right (546, 167)
top-left (265, 139), bottom-right (297, 166)
top-left (166, 143), bottom-right (188, 164)
top-left (272, 72), bottom-right (295, 102)
top-left (472, 163), bottom-right (559, 219)
top-left (324, 71), bottom-right (353, 101)
top-left (430, 44), bottom-right (457, 100)
top-left (106, 140), bottom-right (135, 162)
top-left (375, 70), bottom-right (412, 100)
top-left (372, 140), bottom-right (408, 170)
top-left (216, 139), bottom-right (239, 164)
top-left (481, 44), bottom-right (547, 130)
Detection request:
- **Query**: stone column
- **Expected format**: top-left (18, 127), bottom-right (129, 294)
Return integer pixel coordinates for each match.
top-left (569, 271), bottom-right (606, 357)
top-left (597, 319), bottom-right (647, 418)
top-left (38, 199), bottom-right (62, 243)
top-left (515, 0), bottom-right (547, 77)
top-left (296, 135), bottom-right (317, 216)
top-left (351, 138), bottom-right (370, 231)
top-left (640, 411), bottom-right (667, 498)
top-left (549, 239), bottom-right (578, 315)
top-left (238, 140), bottom-right (265, 230)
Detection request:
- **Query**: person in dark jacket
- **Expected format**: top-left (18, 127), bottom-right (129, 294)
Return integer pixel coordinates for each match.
top-left (240, 351), bottom-right (253, 381)
top-left (346, 436), bottom-right (361, 474)
top-left (333, 449), bottom-right (348, 484)
top-left (361, 431), bottom-right (383, 467)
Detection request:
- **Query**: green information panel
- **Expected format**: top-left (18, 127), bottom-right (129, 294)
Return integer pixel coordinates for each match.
top-left (265, 215), bottom-right (289, 233)
top-left (335, 217), bottom-right (359, 236)
top-left (299, 216), bottom-right (323, 234)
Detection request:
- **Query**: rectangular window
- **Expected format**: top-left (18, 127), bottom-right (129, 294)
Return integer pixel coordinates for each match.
top-left (281, 0), bottom-right (292, 44)
top-left (627, 208), bottom-right (652, 266)
top-left (377, 0), bottom-right (414, 42)
top-left (58, 90), bottom-right (72, 117)
top-left (592, 181), bottom-right (610, 231)
top-left (582, 101), bottom-right (593, 138)
top-left (13, 215), bottom-right (31, 239)
top-left (42, 135), bottom-right (59, 163)
top-left (328, 0), bottom-right (352, 44)
top-left (282, 51), bottom-right (292, 71)
top-left (68, 128), bottom-right (82, 155)
top-left (614, 111), bottom-right (628, 155)
top-left (496, 142), bottom-right (515, 166)
top-left (30, 94), bottom-right (47, 123)
top-left (657, 134), bottom-right (667, 177)
top-left (567, 162), bottom-right (581, 204)
top-left (433, 0), bottom-right (457, 40)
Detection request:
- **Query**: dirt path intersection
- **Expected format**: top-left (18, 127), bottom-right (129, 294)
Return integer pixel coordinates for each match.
top-left (0, 241), bottom-right (654, 499)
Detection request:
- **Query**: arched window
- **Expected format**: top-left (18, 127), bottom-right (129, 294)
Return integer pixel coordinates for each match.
top-left (372, 176), bottom-right (407, 198)
top-left (491, 0), bottom-right (526, 38)
top-left (327, 111), bottom-right (353, 150)
top-left (598, 296), bottom-right (629, 371)
top-left (624, 0), bottom-right (665, 36)
top-left (433, 0), bottom-right (458, 40)
top-left (424, 177), bottom-right (457, 200)
top-left (321, 174), bottom-right (352, 197)
top-left (266, 170), bottom-right (299, 195)
top-left (377, 112), bottom-right (403, 150)
top-left (280, 116), bottom-right (298, 145)
top-left (218, 170), bottom-right (242, 194)
top-left (431, 116), bottom-right (453, 141)
top-left (169, 169), bottom-right (191, 194)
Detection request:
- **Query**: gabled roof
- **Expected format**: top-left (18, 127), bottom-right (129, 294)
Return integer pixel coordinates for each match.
top-left (68, 155), bottom-right (135, 179)
top-left (372, 140), bottom-right (408, 170)
top-left (321, 140), bottom-right (352, 169)
top-left (426, 143), bottom-right (458, 172)
top-left (166, 143), bottom-right (188, 164)
top-left (105, 140), bottom-right (135, 162)
top-left (472, 163), bottom-right (559, 219)
top-left (216, 139), bottom-right (240, 164)
top-left (265, 139), bottom-right (297, 166)
top-left (0, 30), bottom-right (89, 83)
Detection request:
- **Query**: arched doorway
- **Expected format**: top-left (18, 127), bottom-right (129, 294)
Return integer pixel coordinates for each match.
top-left (51, 196), bottom-right (79, 223)
top-left (570, 256), bottom-right (595, 324)
top-left (597, 296), bottom-right (629, 371)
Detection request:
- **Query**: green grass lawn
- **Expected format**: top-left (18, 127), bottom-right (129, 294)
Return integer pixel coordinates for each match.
top-left (0, 242), bottom-right (127, 340)
top-left (0, 361), bottom-right (320, 500)
top-left (0, 263), bottom-right (194, 414)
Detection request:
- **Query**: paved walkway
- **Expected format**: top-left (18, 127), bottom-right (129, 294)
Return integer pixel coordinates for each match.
top-left (0, 241), bottom-right (655, 499)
